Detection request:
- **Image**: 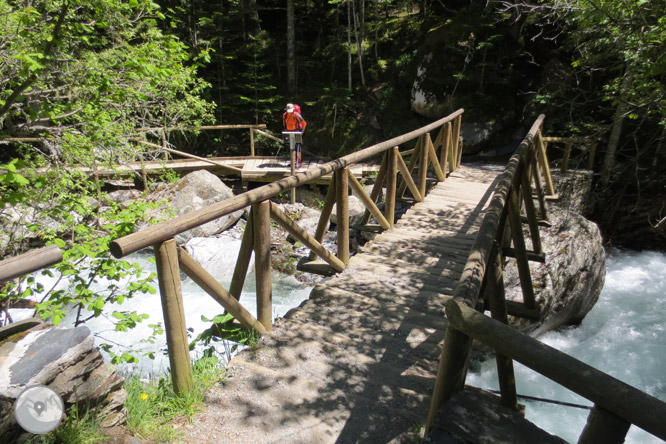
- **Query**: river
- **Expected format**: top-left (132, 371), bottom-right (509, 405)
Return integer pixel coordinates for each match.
top-left (467, 249), bottom-right (666, 443)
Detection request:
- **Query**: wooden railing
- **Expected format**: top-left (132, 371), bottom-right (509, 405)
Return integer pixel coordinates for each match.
top-left (140, 124), bottom-right (277, 158)
top-left (0, 245), bottom-right (63, 284)
top-left (542, 136), bottom-right (596, 173)
top-left (425, 116), bottom-right (666, 443)
top-left (110, 109), bottom-right (465, 393)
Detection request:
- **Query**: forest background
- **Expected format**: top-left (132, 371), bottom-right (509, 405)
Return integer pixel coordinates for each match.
top-left (0, 0), bottom-right (664, 352)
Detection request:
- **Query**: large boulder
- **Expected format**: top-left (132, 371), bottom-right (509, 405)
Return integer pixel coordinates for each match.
top-left (330, 195), bottom-right (366, 227)
top-left (504, 170), bottom-right (605, 335)
top-left (142, 170), bottom-right (244, 244)
top-left (0, 323), bottom-right (127, 441)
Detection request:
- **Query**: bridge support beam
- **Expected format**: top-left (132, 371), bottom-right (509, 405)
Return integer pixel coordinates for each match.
top-left (335, 168), bottom-right (350, 266)
top-left (154, 239), bottom-right (193, 394)
top-left (253, 201), bottom-right (273, 331)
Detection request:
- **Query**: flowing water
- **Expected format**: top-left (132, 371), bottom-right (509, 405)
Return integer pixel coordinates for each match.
top-left (467, 249), bottom-right (666, 443)
top-left (5, 235), bottom-right (314, 377)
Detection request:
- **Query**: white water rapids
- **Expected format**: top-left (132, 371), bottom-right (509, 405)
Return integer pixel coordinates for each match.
top-left (467, 249), bottom-right (666, 443)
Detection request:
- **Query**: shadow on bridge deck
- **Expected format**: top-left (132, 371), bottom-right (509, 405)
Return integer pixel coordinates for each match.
top-left (181, 165), bottom-right (503, 443)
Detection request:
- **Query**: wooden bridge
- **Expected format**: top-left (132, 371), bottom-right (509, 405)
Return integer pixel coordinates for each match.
top-left (6, 110), bottom-right (666, 443)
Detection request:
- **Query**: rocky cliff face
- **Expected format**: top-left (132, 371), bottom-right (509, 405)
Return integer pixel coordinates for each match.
top-left (503, 170), bottom-right (606, 335)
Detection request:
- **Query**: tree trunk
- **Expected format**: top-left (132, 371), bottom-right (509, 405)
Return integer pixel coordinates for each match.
top-left (351, 0), bottom-right (366, 87)
top-left (287, 0), bottom-right (296, 93)
top-left (243, 0), bottom-right (261, 36)
top-left (347, 0), bottom-right (352, 91)
top-left (601, 71), bottom-right (633, 185)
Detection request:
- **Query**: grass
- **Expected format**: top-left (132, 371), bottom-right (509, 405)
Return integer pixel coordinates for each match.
top-left (28, 356), bottom-right (225, 444)
top-left (123, 356), bottom-right (225, 443)
top-left (29, 404), bottom-right (108, 444)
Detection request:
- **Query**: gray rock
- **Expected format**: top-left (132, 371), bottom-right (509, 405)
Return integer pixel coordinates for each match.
top-left (504, 171), bottom-right (605, 336)
top-left (330, 195), bottom-right (366, 227)
top-left (459, 121), bottom-right (501, 155)
top-left (0, 326), bottom-right (127, 439)
top-left (141, 170), bottom-right (244, 244)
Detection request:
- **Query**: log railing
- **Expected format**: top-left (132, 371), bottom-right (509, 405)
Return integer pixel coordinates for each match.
top-left (542, 136), bottom-right (596, 173)
top-left (141, 124), bottom-right (276, 158)
top-left (110, 109), bottom-right (465, 393)
top-left (425, 116), bottom-right (666, 443)
top-left (0, 245), bottom-right (63, 284)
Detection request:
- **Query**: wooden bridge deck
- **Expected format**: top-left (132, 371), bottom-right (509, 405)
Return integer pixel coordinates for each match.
top-left (183, 165), bottom-right (510, 443)
top-left (68, 156), bottom-right (378, 183)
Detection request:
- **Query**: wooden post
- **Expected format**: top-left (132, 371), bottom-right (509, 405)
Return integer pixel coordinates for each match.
top-left (360, 152), bottom-right (389, 226)
top-left (439, 122), bottom-right (452, 176)
top-left (385, 147), bottom-right (398, 227)
top-left (154, 239), bottom-right (193, 394)
top-left (250, 128), bottom-right (255, 157)
top-left (536, 132), bottom-right (555, 195)
top-left (530, 155), bottom-right (549, 221)
top-left (396, 152), bottom-right (423, 202)
top-left (290, 145), bottom-right (296, 204)
top-left (229, 211), bottom-right (254, 300)
top-left (161, 130), bottom-right (169, 161)
top-left (507, 187), bottom-right (536, 309)
top-left (485, 246), bottom-right (518, 410)
top-left (253, 201), bottom-right (272, 331)
top-left (418, 133), bottom-right (429, 198)
top-left (426, 327), bottom-right (474, 431)
top-left (520, 159), bottom-right (542, 254)
top-left (426, 133), bottom-right (446, 181)
top-left (335, 168), bottom-right (350, 266)
top-left (452, 115), bottom-right (462, 170)
top-left (578, 406), bottom-right (631, 444)
top-left (308, 182), bottom-right (337, 261)
top-left (561, 142), bottom-right (572, 173)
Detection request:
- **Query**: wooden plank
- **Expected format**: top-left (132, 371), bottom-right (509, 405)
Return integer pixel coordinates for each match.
top-left (229, 212), bottom-right (254, 300)
top-left (349, 173), bottom-right (391, 230)
top-left (176, 246), bottom-right (266, 335)
top-left (269, 201), bottom-right (345, 272)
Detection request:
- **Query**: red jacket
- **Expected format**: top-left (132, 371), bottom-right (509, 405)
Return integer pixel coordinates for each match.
top-left (283, 112), bottom-right (307, 132)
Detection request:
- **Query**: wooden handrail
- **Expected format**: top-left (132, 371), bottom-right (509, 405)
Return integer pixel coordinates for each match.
top-left (451, 115), bottom-right (545, 309)
top-left (446, 299), bottom-right (666, 441)
top-left (110, 109), bottom-right (464, 258)
top-left (0, 245), bottom-right (63, 283)
top-left (427, 114), bottom-right (546, 428)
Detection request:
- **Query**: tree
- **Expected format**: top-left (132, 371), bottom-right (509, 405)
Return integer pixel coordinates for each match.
top-left (0, 0), bottom-right (214, 361)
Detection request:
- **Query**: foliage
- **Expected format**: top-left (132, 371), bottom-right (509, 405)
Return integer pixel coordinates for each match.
top-left (190, 313), bottom-right (260, 362)
top-left (0, 160), bottom-right (167, 362)
top-left (0, 0), bottom-right (217, 360)
top-left (124, 355), bottom-right (225, 443)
